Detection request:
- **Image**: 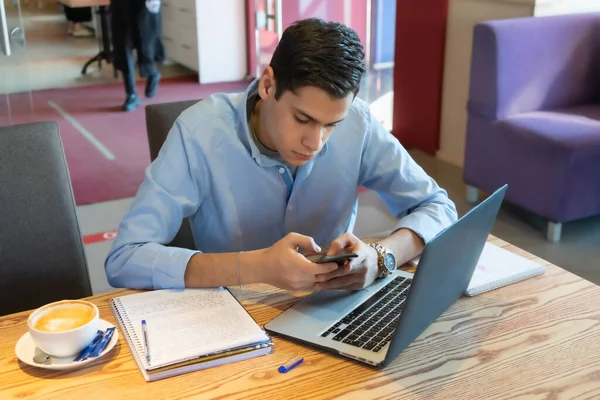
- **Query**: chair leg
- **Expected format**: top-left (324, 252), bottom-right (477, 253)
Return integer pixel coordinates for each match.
top-left (466, 185), bottom-right (479, 204)
top-left (546, 222), bottom-right (562, 242)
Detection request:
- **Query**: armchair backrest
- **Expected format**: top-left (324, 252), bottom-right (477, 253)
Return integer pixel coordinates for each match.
top-left (144, 100), bottom-right (201, 250)
top-left (468, 13), bottom-right (600, 120)
top-left (0, 122), bottom-right (93, 316)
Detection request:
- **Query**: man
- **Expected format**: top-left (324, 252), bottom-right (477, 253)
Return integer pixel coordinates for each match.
top-left (110, 0), bottom-right (163, 112)
top-left (105, 18), bottom-right (457, 292)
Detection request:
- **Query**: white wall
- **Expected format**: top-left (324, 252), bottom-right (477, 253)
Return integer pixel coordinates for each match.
top-left (535, 0), bottom-right (600, 16)
top-left (162, 0), bottom-right (248, 84)
top-left (197, 0), bottom-right (247, 84)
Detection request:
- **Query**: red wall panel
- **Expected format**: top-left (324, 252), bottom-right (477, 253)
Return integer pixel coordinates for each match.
top-left (392, 0), bottom-right (448, 154)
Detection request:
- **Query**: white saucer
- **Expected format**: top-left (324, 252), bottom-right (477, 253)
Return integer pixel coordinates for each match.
top-left (15, 319), bottom-right (119, 371)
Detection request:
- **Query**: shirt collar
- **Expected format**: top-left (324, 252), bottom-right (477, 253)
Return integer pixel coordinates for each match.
top-left (241, 80), bottom-right (265, 164)
top-left (238, 79), bottom-right (329, 168)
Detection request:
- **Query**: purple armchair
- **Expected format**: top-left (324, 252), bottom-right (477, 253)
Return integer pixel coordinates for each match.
top-left (463, 13), bottom-right (600, 242)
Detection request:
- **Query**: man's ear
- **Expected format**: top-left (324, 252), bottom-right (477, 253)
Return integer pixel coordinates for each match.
top-left (258, 66), bottom-right (276, 100)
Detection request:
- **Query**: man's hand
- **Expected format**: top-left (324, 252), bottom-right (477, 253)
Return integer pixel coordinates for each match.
top-left (260, 233), bottom-right (339, 291)
top-left (313, 233), bottom-right (379, 290)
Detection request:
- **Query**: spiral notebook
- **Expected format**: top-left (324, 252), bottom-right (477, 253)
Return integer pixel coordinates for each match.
top-left (465, 242), bottom-right (546, 296)
top-left (109, 288), bottom-right (273, 382)
top-left (410, 242), bottom-right (545, 296)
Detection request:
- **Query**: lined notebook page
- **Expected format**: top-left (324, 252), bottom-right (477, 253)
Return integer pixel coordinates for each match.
top-left (408, 242), bottom-right (545, 296)
top-left (116, 288), bottom-right (269, 369)
top-left (466, 243), bottom-right (545, 296)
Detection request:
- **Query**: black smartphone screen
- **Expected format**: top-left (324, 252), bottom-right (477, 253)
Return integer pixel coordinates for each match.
top-left (314, 253), bottom-right (359, 265)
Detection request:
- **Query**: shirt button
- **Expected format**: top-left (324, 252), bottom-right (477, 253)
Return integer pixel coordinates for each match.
top-left (278, 167), bottom-right (285, 174)
top-left (288, 205), bottom-right (293, 211)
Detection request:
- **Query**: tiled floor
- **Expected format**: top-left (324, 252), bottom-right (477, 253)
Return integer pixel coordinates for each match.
top-left (77, 198), bottom-right (133, 294)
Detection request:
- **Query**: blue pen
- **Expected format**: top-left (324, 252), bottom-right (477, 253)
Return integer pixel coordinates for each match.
top-left (141, 320), bottom-right (150, 365)
top-left (278, 356), bottom-right (304, 373)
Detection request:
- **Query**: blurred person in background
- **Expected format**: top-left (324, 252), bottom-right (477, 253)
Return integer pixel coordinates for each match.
top-left (111, 0), bottom-right (164, 112)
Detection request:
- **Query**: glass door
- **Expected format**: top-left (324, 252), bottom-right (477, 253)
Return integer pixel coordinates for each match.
top-left (364, 0), bottom-right (395, 131)
top-left (252, 0), bottom-right (281, 77)
top-left (247, 0), bottom-right (395, 131)
top-left (249, 0), bottom-right (370, 78)
top-left (0, 0), bottom-right (34, 126)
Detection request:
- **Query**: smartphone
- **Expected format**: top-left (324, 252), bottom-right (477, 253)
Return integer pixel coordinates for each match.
top-left (310, 252), bottom-right (359, 265)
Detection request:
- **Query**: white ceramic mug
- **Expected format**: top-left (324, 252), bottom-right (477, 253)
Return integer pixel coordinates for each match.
top-left (27, 299), bottom-right (100, 358)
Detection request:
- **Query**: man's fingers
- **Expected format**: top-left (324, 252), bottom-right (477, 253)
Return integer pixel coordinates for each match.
top-left (288, 233), bottom-right (321, 253)
top-left (299, 259), bottom-right (338, 275)
top-left (315, 263), bottom-right (352, 282)
top-left (348, 255), bottom-right (365, 270)
top-left (326, 238), bottom-right (345, 256)
top-left (326, 233), bottom-right (358, 255)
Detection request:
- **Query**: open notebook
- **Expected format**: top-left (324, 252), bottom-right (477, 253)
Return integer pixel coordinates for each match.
top-left (110, 288), bottom-right (273, 382)
top-left (410, 242), bottom-right (546, 296)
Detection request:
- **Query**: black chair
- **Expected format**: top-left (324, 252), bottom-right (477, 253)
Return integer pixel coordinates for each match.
top-left (0, 122), bottom-right (93, 316)
top-left (144, 100), bottom-right (201, 250)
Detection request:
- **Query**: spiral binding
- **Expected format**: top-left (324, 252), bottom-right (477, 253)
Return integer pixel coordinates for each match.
top-left (109, 299), bottom-right (148, 368)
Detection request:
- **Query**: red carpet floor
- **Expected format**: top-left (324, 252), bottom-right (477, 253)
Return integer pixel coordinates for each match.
top-left (4, 76), bottom-right (250, 205)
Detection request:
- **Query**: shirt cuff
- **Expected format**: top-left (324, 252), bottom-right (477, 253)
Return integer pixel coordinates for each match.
top-left (392, 213), bottom-right (441, 245)
top-left (150, 245), bottom-right (200, 289)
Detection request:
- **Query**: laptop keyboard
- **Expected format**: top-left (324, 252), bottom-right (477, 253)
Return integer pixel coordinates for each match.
top-left (320, 276), bottom-right (411, 353)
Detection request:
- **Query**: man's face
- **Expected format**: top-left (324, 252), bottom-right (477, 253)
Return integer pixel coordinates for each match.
top-left (257, 69), bottom-right (354, 166)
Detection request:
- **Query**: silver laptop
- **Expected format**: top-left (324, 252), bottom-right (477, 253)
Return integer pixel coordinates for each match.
top-left (265, 185), bottom-right (507, 367)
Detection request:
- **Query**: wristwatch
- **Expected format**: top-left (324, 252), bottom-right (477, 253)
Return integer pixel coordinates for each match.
top-left (369, 243), bottom-right (396, 278)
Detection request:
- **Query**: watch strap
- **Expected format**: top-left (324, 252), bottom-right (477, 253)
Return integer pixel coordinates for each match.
top-left (369, 242), bottom-right (393, 278)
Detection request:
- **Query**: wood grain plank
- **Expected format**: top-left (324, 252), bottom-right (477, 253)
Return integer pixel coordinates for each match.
top-left (1, 236), bottom-right (599, 399)
top-left (56, 0), bottom-right (110, 7)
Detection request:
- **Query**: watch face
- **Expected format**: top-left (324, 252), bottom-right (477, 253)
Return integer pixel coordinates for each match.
top-left (384, 252), bottom-right (396, 272)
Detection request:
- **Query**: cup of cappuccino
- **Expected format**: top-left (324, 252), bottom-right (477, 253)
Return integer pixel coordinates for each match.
top-left (27, 300), bottom-right (100, 358)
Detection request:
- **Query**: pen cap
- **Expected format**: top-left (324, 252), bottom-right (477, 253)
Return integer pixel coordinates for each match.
top-left (278, 356), bottom-right (304, 373)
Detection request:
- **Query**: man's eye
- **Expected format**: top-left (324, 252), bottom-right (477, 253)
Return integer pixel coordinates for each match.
top-left (294, 116), bottom-right (309, 124)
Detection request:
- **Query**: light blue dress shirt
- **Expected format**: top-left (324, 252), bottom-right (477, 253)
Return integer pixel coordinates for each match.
top-left (105, 80), bottom-right (458, 290)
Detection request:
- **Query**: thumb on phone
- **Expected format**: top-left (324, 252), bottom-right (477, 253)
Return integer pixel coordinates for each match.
top-left (287, 232), bottom-right (321, 254)
top-left (327, 232), bottom-right (359, 255)
top-left (327, 234), bottom-right (354, 255)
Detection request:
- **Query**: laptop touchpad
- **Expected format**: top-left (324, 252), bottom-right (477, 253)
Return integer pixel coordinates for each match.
top-left (295, 289), bottom-right (367, 321)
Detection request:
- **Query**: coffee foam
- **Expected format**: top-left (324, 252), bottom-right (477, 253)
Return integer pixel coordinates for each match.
top-left (32, 301), bottom-right (96, 333)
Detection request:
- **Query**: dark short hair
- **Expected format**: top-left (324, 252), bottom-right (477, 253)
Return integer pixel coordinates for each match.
top-left (269, 18), bottom-right (365, 100)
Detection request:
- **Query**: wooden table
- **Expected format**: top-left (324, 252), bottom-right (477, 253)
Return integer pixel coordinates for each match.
top-left (1, 236), bottom-right (600, 399)
top-left (57, 0), bottom-right (109, 8)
